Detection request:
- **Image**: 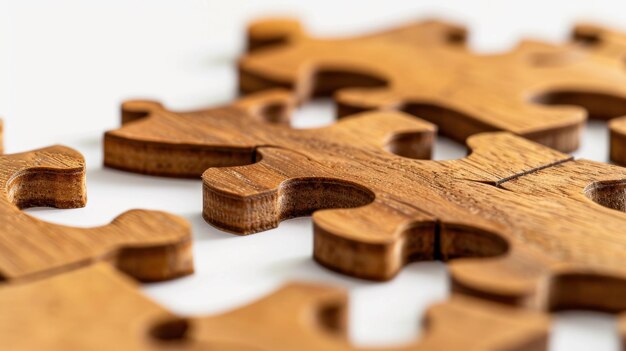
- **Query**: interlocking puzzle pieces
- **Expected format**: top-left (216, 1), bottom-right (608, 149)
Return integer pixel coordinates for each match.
top-left (0, 263), bottom-right (550, 351)
top-left (0, 142), bottom-right (193, 282)
top-left (571, 23), bottom-right (626, 165)
top-left (239, 18), bottom-right (626, 153)
top-left (106, 91), bottom-right (626, 314)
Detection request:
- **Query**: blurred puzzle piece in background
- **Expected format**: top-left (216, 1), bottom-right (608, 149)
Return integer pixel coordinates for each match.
top-left (240, 18), bottom-right (626, 153)
top-left (572, 23), bottom-right (626, 165)
top-left (0, 130), bottom-right (193, 282)
top-left (0, 263), bottom-right (550, 351)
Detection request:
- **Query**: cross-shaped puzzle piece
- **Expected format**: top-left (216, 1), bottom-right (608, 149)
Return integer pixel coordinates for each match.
top-left (0, 139), bottom-right (193, 282)
top-left (239, 18), bottom-right (626, 153)
top-left (0, 263), bottom-right (549, 351)
top-left (105, 90), bottom-right (626, 312)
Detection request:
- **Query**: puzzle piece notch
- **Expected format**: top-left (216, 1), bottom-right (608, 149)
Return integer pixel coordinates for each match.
top-left (240, 17), bottom-right (626, 153)
top-left (0, 263), bottom-right (550, 351)
top-left (0, 144), bottom-right (193, 282)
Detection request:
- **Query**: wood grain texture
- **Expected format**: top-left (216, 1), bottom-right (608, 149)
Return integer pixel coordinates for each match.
top-left (106, 90), bottom-right (626, 312)
top-left (0, 263), bottom-right (549, 351)
top-left (572, 23), bottom-right (626, 165)
top-left (0, 145), bottom-right (193, 282)
top-left (104, 89), bottom-right (434, 178)
top-left (239, 18), bottom-right (626, 153)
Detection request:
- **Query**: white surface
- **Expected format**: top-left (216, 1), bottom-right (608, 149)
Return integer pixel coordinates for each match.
top-left (2, 0), bottom-right (625, 349)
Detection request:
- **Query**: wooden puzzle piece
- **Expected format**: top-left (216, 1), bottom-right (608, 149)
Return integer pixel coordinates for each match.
top-left (0, 263), bottom-right (549, 351)
top-left (0, 143), bottom-right (193, 282)
top-left (239, 18), bottom-right (626, 153)
top-left (105, 91), bottom-right (626, 312)
top-left (246, 17), bottom-right (467, 53)
top-left (570, 23), bottom-right (626, 165)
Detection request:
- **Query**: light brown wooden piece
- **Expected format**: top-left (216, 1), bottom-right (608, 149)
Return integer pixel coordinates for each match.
top-left (106, 90), bottom-right (626, 312)
top-left (572, 23), bottom-right (626, 165)
top-left (239, 18), bottom-right (626, 153)
top-left (0, 145), bottom-right (193, 282)
top-left (0, 263), bottom-right (549, 351)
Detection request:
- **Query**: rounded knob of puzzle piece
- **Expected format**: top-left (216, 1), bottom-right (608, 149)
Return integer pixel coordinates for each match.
top-left (247, 17), bottom-right (304, 52)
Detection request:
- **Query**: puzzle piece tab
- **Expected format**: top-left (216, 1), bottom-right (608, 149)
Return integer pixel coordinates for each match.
top-left (0, 144), bottom-right (193, 282)
top-left (105, 90), bottom-right (626, 312)
top-left (240, 18), bottom-right (626, 153)
top-left (0, 263), bottom-right (549, 351)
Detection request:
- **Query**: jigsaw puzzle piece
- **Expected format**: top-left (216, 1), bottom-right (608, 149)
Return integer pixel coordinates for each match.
top-left (428, 146), bottom-right (626, 310)
top-left (202, 147), bottom-right (378, 234)
top-left (106, 90), bottom-right (435, 179)
top-left (243, 18), bottom-right (466, 99)
top-left (201, 121), bottom-right (626, 311)
top-left (240, 18), bottom-right (626, 152)
top-left (106, 76), bottom-right (626, 311)
top-left (572, 23), bottom-right (626, 66)
top-left (105, 90), bottom-right (297, 177)
top-left (0, 263), bottom-right (550, 351)
top-left (203, 145), bottom-right (437, 279)
top-left (247, 17), bottom-right (466, 53)
top-left (201, 125), bottom-right (569, 283)
top-left (0, 145), bottom-right (192, 282)
top-left (201, 108), bottom-right (436, 234)
top-left (311, 132), bottom-right (572, 282)
top-left (0, 263), bottom-right (254, 351)
top-left (571, 23), bottom-right (626, 165)
top-left (485, 158), bottom-right (626, 311)
top-left (189, 282), bottom-right (549, 351)
top-left (416, 133), bottom-right (626, 309)
top-left (246, 18), bottom-right (306, 52)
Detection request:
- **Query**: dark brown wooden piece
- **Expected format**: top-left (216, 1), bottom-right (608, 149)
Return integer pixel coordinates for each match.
top-left (239, 18), bottom-right (626, 153)
top-left (0, 263), bottom-right (549, 351)
top-left (105, 90), bottom-right (626, 313)
top-left (0, 144), bottom-right (193, 282)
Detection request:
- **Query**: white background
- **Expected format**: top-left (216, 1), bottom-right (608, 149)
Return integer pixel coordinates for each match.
top-left (1, 1), bottom-right (624, 350)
